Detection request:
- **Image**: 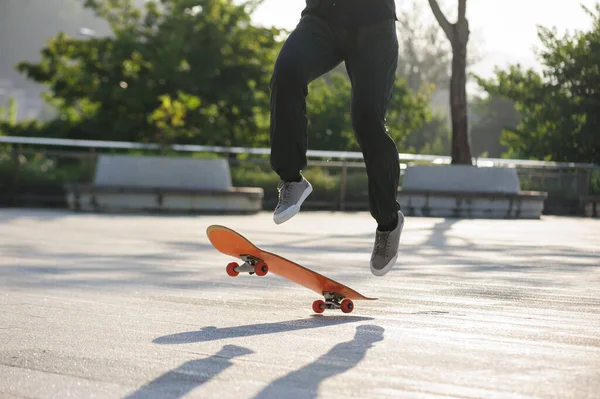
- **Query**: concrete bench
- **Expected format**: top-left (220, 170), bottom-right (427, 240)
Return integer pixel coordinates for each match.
top-left (398, 165), bottom-right (548, 219)
top-left (64, 155), bottom-right (263, 214)
top-left (581, 195), bottom-right (600, 217)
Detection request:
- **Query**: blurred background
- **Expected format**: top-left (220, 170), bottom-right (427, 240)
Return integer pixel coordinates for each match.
top-left (0, 0), bottom-right (598, 216)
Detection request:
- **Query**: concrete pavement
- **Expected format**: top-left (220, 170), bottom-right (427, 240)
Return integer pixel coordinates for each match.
top-left (1, 209), bottom-right (599, 398)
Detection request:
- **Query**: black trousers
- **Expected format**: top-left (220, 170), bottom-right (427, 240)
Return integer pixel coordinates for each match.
top-left (269, 15), bottom-right (401, 225)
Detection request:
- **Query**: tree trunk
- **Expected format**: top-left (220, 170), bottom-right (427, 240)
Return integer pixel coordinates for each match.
top-left (449, 26), bottom-right (471, 164)
top-left (428, 0), bottom-right (473, 165)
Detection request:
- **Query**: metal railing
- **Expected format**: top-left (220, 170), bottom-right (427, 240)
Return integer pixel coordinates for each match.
top-left (1, 135), bottom-right (598, 213)
top-left (1, 135), bottom-right (598, 169)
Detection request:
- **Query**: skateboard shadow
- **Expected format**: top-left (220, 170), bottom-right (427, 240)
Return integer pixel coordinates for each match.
top-left (123, 344), bottom-right (253, 399)
top-left (153, 315), bottom-right (374, 344)
top-left (252, 325), bottom-right (385, 399)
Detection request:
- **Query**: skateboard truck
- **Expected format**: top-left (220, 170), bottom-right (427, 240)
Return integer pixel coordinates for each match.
top-left (312, 291), bottom-right (354, 314)
top-left (226, 255), bottom-right (269, 277)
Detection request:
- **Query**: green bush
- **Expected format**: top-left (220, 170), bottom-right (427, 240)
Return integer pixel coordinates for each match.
top-left (590, 170), bottom-right (600, 195)
top-left (229, 160), bottom-right (375, 209)
top-left (230, 162), bottom-right (343, 205)
top-left (0, 150), bottom-right (94, 206)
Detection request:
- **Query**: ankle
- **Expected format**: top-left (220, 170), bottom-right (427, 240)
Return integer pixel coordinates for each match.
top-left (377, 214), bottom-right (398, 232)
top-left (279, 170), bottom-right (302, 183)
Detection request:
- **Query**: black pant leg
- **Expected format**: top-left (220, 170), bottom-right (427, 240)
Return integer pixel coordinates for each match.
top-left (344, 19), bottom-right (401, 225)
top-left (269, 15), bottom-right (344, 182)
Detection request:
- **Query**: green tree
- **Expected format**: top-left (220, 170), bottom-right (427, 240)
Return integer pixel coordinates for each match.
top-left (476, 4), bottom-right (600, 163)
top-left (305, 72), bottom-right (431, 151)
top-left (394, 0), bottom-right (488, 157)
top-left (469, 95), bottom-right (519, 158)
top-left (397, 0), bottom-right (481, 92)
top-left (387, 78), bottom-right (433, 152)
top-left (395, 0), bottom-right (452, 156)
top-left (403, 111), bottom-right (451, 155)
top-left (15, 0), bottom-right (283, 147)
top-left (305, 73), bottom-right (353, 151)
top-left (0, 98), bottom-right (18, 126)
top-left (396, 0), bottom-right (451, 92)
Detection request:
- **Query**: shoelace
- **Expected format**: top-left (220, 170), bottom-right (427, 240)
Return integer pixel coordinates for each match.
top-left (277, 181), bottom-right (292, 206)
top-left (374, 231), bottom-right (391, 257)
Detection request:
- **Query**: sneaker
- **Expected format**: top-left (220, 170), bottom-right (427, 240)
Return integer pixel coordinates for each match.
top-left (370, 211), bottom-right (405, 276)
top-left (273, 175), bottom-right (313, 224)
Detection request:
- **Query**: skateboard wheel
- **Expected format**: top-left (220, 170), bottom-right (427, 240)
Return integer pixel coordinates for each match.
top-left (226, 262), bottom-right (239, 277)
top-left (312, 300), bottom-right (325, 314)
top-left (254, 262), bottom-right (269, 276)
top-left (340, 299), bottom-right (354, 313)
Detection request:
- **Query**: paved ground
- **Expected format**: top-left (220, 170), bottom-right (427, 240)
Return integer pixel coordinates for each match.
top-left (0, 208), bottom-right (599, 399)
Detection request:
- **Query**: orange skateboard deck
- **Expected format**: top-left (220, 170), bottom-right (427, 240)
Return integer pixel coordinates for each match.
top-left (206, 225), bottom-right (377, 313)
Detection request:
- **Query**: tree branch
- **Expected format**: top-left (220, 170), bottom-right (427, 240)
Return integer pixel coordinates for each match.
top-left (458, 0), bottom-right (467, 23)
top-left (428, 0), bottom-right (453, 40)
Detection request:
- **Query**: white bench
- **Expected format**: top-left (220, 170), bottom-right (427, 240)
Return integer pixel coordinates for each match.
top-left (64, 155), bottom-right (263, 214)
top-left (398, 165), bottom-right (548, 219)
top-left (581, 195), bottom-right (600, 218)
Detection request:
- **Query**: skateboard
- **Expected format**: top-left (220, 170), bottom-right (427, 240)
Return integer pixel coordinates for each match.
top-left (206, 225), bottom-right (377, 313)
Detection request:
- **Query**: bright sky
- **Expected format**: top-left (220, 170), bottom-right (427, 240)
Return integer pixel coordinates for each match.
top-left (250, 0), bottom-right (598, 79)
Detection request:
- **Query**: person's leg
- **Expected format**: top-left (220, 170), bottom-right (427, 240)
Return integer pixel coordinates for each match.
top-left (344, 19), bottom-right (404, 275)
top-left (270, 15), bottom-right (343, 180)
top-left (269, 15), bottom-right (344, 224)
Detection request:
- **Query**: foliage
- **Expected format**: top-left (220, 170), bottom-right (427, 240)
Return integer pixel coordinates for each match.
top-left (306, 71), bottom-right (431, 152)
top-left (0, 98), bottom-right (17, 124)
top-left (591, 170), bottom-right (600, 195)
top-left (15, 0), bottom-right (283, 147)
top-left (0, 150), bottom-right (94, 207)
top-left (469, 94), bottom-right (519, 158)
top-left (476, 4), bottom-right (600, 163)
top-left (11, 0), bottom-right (431, 153)
top-left (395, 0), bottom-right (485, 157)
top-left (397, 0), bottom-right (481, 92)
top-left (0, 98), bottom-right (18, 136)
top-left (396, 1), bottom-right (451, 92)
top-left (304, 73), bottom-right (354, 151)
top-left (387, 77), bottom-right (433, 151)
top-left (403, 111), bottom-right (451, 155)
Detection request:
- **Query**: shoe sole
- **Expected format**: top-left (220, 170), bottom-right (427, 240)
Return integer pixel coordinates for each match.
top-left (370, 216), bottom-right (405, 276)
top-left (370, 253), bottom-right (399, 276)
top-left (273, 184), bottom-right (313, 225)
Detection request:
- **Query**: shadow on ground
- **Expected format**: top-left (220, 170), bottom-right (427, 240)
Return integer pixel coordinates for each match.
top-left (126, 324), bottom-right (383, 399)
top-left (252, 325), bottom-right (385, 399)
top-left (123, 344), bottom-right (254, 399)
top-left (153, 315), bottom-right (374, 344)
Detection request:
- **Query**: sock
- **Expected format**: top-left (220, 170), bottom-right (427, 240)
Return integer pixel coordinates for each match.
top-left (377, 214), bottom-right (398, 232)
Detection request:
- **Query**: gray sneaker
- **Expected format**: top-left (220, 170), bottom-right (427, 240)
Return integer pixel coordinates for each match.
top-left (370, 211), bottom-right (405, 276)
top-left (273, 175), bottom-right (313, 224)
